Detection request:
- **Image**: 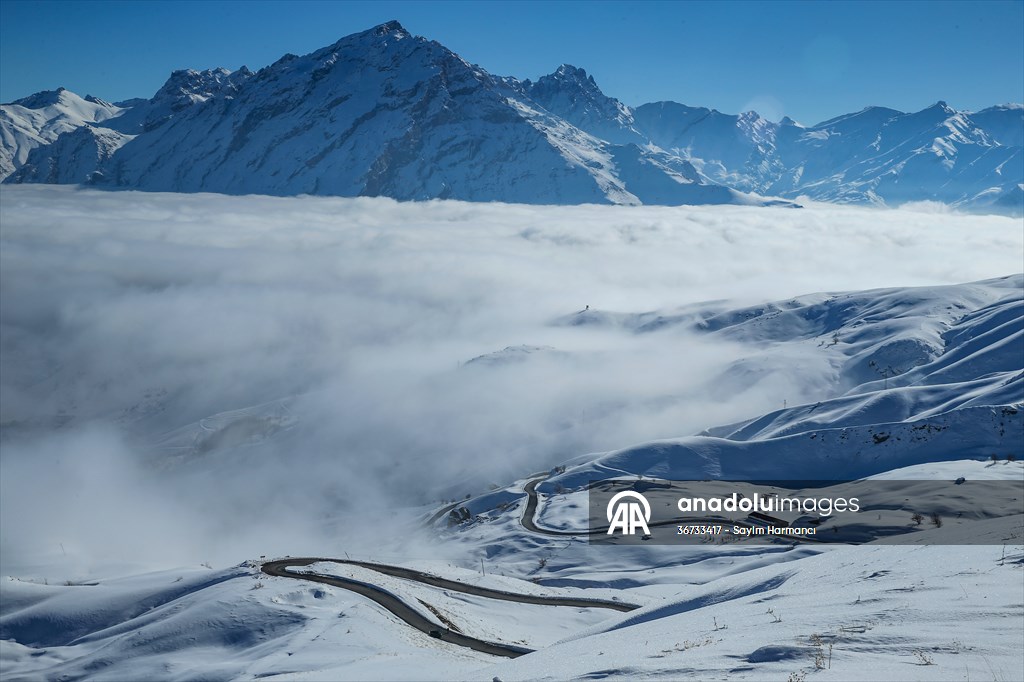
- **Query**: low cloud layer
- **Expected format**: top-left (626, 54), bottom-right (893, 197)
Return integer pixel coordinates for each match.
top-left (1, 186), bottom-right (1020, 571)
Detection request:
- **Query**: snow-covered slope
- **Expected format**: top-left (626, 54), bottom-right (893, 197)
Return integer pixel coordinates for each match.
top-left (633, 102), bottom-right (784, 191)
top-left (0, 89), bottom-right (122, 179)
top-left (479, 525), bottom-right (1024, 682)
top-left (7, 125), bottom-right (132, 185)
top-left (4, 511), bottom-right (1021, 682)
top-left (544, 276), bottom-right (1022, 486)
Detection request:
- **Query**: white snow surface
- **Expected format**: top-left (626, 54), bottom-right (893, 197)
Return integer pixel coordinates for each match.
top-left (0, 89), bottom-right (122, 179)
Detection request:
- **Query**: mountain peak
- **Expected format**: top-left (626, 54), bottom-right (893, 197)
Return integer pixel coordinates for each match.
top-left (926, 100), bottom-right (955, 114)
top-left (547, 64), bottom-right (598, 88)
top-left (371, 19), bottom-right (410, 38)
top-left (525, 63), bottom-right (641, 144)
top-left (146, 67), bottom-right (251, 118)
top-left (9, 87), bottom-right (73, 108)
top-left (154, 67), bottom-right (248, 97)
top-left (531, 64), bottom-right (606, 99)
top-left (318, 20), bottom-right (415, 56)
top-left (555, 63), bottom-right (589, 77)
top-left (84, 94), bottom-right (114, 107)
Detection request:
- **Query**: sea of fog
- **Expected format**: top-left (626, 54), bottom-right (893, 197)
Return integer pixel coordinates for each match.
top-left (1, 185), bottom-right (1020, 572)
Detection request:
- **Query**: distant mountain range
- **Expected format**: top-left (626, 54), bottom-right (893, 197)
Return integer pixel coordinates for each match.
top-left (2, 21), bottom-right (1021, 213)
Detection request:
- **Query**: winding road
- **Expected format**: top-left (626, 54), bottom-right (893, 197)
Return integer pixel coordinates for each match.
top-left (263, 558), bottom-right (540, 658)
top-left (262, 553), bottom-right (637, 658)
top-left (262, 473), bottom-right (814, 659)
top-left (261, 476), bottom-right (643, 658)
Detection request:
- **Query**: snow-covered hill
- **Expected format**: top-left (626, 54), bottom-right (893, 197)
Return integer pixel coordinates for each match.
top-left (0, 88), bottom-right (123, 179)
top-left (2, 21), bottom-right (1020, 212)
top-left (3, 502), bottom-right (1021, 682)
top-left (542, 276), bottom-right (1023, 487)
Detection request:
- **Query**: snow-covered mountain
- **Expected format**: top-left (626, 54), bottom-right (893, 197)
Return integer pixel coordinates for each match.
top-left (0, 88), bottom-right (123, 179)
top-left (2, 21), bottom-right (1019, 211)
top-left (633, 100), bottom-right (1024, 212)
top-left (1, 23), bottom-right (755, 207)
top-left (521, 64), bottom-right (646, 146)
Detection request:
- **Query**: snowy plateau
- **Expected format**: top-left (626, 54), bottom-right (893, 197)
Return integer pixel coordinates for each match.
top-left (1, 18), bottom-right (1024, 682)
top-left (1, 21), bottom-right (1022, 214)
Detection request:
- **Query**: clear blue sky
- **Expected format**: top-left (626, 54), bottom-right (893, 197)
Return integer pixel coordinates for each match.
top-left (1, 0), bottom-right (1021, 125)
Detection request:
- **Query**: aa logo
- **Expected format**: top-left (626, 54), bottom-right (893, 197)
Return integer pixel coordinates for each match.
top-left (606, 490), bottom-right (651, 536)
